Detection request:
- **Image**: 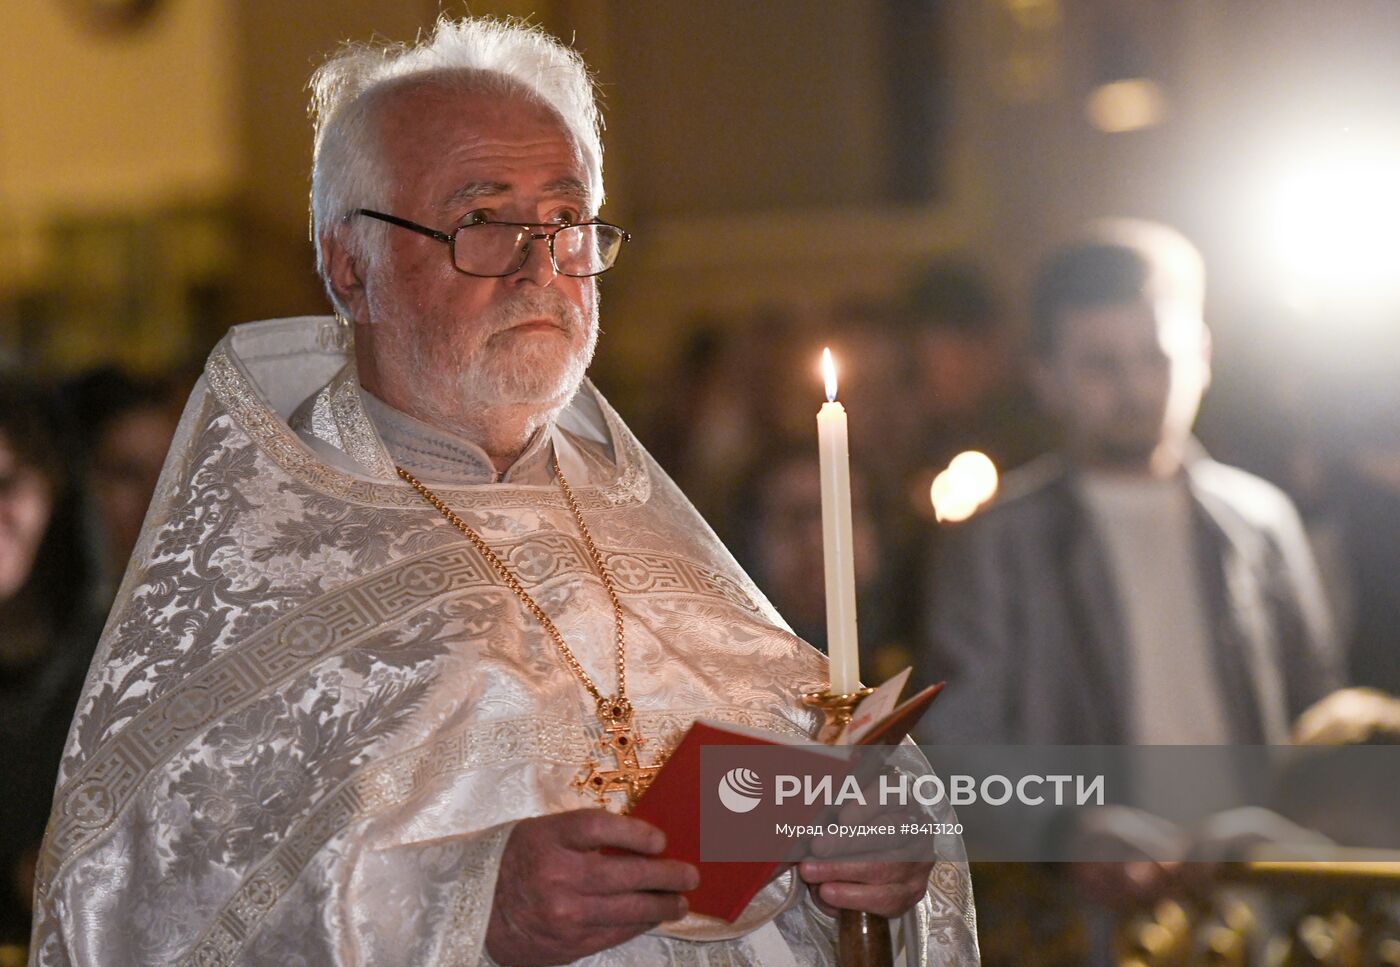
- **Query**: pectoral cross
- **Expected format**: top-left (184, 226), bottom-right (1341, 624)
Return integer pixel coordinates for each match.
top-left (574, 700), bottom-right (666, 809)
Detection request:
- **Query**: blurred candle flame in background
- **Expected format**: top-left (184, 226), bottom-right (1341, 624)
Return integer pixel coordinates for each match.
top-left (931, 451), bottom-right (999, 523)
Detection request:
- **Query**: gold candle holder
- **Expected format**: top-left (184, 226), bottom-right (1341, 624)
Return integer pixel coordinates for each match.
top-left (801, 686), bottom-right (875, 744)
top-left (800, 684), bottom-right (893, 967)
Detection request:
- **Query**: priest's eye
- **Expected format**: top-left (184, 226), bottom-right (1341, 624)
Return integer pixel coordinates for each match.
top-left (462, 211), bottom-right (491, 226)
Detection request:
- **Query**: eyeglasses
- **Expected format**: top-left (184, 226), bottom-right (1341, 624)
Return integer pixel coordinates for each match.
top-left (345, 209), bottom-right (630, 278)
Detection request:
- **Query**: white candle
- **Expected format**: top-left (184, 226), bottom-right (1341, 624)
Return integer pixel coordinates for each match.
top-left (817, 348), bottom-right (860, 693)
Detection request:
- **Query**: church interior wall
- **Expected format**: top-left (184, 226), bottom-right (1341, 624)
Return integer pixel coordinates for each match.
top-left (2, 0), bottom-right (1399, 444)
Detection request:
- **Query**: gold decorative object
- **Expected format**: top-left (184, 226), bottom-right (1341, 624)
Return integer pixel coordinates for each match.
top-left (399, 456), bottom-right (666, 808)
top-left (1109, 861), bottom-right (1400, 967)
top-left (574, 697), bottom-right (662, 807)
top-left (801, 684), bottom-right (889, 967)
top-left (801, 686), bottom-right (875, 744)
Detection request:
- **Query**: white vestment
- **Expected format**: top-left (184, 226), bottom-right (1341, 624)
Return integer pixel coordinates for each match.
top-left (31, 317), bottom-right (978, 966)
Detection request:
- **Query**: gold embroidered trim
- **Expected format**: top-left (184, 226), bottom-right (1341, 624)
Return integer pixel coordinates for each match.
top-left (307, 387), bottom-right (345, 452)
top-left (205, 347), bottom-right (650, 511)
top-left (327, 367), bottom-right (397, 478)
top-left (438, 822), bottom-right (513, 967)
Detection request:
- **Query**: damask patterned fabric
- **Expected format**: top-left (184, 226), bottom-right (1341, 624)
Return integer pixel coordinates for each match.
top-left (31, 317), bottom-right (978, 966)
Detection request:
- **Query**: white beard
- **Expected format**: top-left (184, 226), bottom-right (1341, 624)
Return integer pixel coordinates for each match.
top-left (379, 286), bottom-right (599, 427)
top-left (465, 290), bottom-right (597, 406)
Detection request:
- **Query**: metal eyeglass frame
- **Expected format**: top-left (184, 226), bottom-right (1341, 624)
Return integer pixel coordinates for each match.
top-left (344, 208), bottom-right (631, 278)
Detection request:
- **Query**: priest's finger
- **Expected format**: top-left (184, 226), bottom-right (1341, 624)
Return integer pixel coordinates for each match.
top-left (583, 855), bottom-right (700, 895)
top-left (580, 890), bottom-right (689, 927)
top-left (799, 859), bottom-right (910, 885)
top-left (558, 809), bottom-right (665, 854)
top-left (815, 880), bottom-right (929, 918)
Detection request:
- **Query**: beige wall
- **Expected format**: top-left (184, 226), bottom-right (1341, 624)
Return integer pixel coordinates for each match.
top-left (7, 1), bottom-right (1400, 388)
top-left (0, 0), bottom-right (239, 285)
top-left (0, 0), bottom-right (986, 375)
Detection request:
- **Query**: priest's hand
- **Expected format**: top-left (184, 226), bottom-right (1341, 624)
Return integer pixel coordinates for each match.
top-left (797, 858), bottom-right (933, 919)
top-left (796, 778), bottom-right (934, 919)
top-left (485, 809), bottom-right (699, 966)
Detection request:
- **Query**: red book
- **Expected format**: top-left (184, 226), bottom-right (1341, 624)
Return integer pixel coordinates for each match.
top-left (628, 680), bottom-right (944, 922)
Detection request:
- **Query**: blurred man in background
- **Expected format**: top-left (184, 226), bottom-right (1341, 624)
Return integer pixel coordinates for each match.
top-left (62, 368), bottom-right (179, 601)
top-left (919, 220), bottom-right (1340, 746)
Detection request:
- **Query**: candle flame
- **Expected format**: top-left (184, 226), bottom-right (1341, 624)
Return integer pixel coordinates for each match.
top-left (821, 347), bottom-right (837, 402)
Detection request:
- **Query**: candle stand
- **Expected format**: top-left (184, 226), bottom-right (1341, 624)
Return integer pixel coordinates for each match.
top-left (802, 685), bottom-right (893, 967)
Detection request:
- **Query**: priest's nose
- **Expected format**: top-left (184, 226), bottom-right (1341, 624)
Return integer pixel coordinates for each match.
top-left (513, 234), bottom-right (558, 288)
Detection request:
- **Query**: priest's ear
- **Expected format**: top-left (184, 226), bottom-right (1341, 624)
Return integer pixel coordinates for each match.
top-left (321, 228), bottom-right (370, 325)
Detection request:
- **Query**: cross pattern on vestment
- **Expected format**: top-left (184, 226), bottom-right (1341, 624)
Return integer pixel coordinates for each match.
top-left (607, 556), bottom-right (649, 588)
top-left (573, 713), bottom-right (664, 809)
top-left (244, 876), bottom-right (278, 912)
top-left (70, 784), bottom-right (111, 825)
top-left (164, 690), bottom-right (212, 727)
top-left (401, 567), bottom-right (444, 595)
top-left (283, 621), bottom-right (329, 655)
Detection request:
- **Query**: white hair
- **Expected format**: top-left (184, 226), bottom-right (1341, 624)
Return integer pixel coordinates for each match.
top-left (309, 16), bottom-right (605, 315)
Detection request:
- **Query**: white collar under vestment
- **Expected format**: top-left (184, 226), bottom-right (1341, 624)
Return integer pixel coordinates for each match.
top-left (286, 352), bottom-right (617, 488)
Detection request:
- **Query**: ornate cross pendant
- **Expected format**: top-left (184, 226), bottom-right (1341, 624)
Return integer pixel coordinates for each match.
top-left (574, 697), bottom-right (666, 809)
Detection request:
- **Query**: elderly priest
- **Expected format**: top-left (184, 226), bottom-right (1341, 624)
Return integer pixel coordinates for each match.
top-left (30, 15), bottom-right (976, 967)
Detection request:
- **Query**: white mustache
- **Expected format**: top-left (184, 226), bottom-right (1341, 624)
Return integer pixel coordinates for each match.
top-left (478, 288), bottom-right (580, 339)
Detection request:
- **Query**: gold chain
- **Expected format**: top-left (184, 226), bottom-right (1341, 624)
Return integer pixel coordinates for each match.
top-left (395, 455), bottom-right (629, 718)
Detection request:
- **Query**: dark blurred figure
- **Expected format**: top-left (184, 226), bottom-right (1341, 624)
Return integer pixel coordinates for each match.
top-left (655, 307), bottom-right (813, 541)
top-left (1284, 429), bottom-right (1400, 698)
top-left (0, 376), bottom-right (102, 951)
top-left (918, 220), bottom-right (1340, 746)
top-left (866, 263), bottom-right (1042, 671)
top-left (1337, 444), bottom-right (1400, 695)
top-left (729, 442), bottom-right (909, 681)
top-left (900, 260), bottom-right (1043, 476)
top-left (828, 296), bottom-right (926, 466)
top-left (645, 321), bottom-right (727, 480)
top-left (62, 368), bottom-right (179, 599)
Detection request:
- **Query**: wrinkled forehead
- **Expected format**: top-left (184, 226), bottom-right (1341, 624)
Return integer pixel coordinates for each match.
top-left (365, 71), bottom-right (598, 204)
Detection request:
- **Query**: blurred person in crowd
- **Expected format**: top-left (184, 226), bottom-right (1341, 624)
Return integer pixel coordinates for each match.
top-left (911, 224), bottom-right (1346, 959)
top-left (862, 266), bottom-right (1044, 661)
top-left (1336, 446), bottom-right (1400, 694)
top-left (652, 305), bottom-right (815, 542)
top-left (1287, 427), bottom-right (1400, 697)
top-left (1226, 343), bottom-right (1400, 700)
top-left (31, 16), bottom-right (974, 966)
top-left (0, 376), bottom-right (101, 953)
top-left (828, 296), bottom-right (925, 466)
top-left (918, 220), bottom-right (1341, 746)
top-left (61, 368), bottom-right (179, 598)
top-left (730, 443), bottom-right (911, 683)
top-left (901, 261), bottom-right (1043, 477)
top-left (643, 319), bottom-right (726, 478)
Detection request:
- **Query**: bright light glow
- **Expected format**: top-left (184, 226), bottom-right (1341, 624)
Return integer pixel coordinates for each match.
top-left (821, 347), bottom-right (837, 402)
top-left (1085, 78), bottom-right (1167, 134)
top-left (949, 451), bottom-right (998, 497)
top-left (1264, 134), bottom-right (1400, 309)
top-left (931, 450), bottom-right (1000, 523)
